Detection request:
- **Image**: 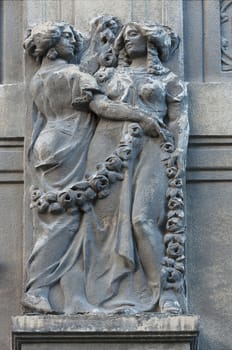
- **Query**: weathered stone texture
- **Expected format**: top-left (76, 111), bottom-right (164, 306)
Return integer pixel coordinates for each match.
top-left (12, 314), bottom-right (199, 350)
top-left (0, 1), bottom-right (231, 350)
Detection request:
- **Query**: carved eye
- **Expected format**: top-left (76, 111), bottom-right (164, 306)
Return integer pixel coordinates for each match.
top-left (128, 31), bottom-right (138, 37)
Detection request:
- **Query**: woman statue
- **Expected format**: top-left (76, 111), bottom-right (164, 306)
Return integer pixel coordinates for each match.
top-left (48, 22), bottom-right (188, 314)
top-left (24, 22), bottom-right (100, 191)
top-left (23, 21), bottom-right (102, 313)
top-left (24, 20), bottom-right (188, 315)
top-left (23, 19), bottom-right (123, 313)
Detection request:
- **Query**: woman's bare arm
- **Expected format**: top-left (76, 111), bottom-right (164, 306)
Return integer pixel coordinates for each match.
top-left (90, 94), bottom-right (169, 138)
top-left (90, 94), bottom-right (144, 122)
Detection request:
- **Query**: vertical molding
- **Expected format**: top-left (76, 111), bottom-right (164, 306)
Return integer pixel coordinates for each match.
top-left (129, 0), bottom-right (162, 23)
top-left (0, 0), bottom-right (2, 83)
top-left (23, 0), bottom-right (61, 27)
top-left (203, 0), bottom-right (221, 81)
top-left (72, 0), bottom-right (75, 25)
top-left (183, 0), bottom-right (204, 82)
top-left (2, 0), bottom-right (24, 83)
top-left (162, 0), bottom-right (184, 77)
top-left (60, 0), bottom-right (75, 24)
top-left (130, 0), bottom-right (134, 21)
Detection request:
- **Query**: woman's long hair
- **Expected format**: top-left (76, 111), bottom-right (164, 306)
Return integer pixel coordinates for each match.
top-left (23, 22), bottom-right (83, 63)
top-left (114, 22), bottom-right (180, 74)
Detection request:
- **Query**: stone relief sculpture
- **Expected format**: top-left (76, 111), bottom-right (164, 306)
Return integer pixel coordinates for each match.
top-left (220, 0), bottom-right (232, 71)
top-left (23, 17), bottom-right (189, 315)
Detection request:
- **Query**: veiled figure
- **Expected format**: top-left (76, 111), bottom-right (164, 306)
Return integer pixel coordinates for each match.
top-left (24, 20), bottom-right (188, 315)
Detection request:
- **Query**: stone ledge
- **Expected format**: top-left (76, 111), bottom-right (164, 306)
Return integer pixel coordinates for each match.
top-left (12, 314), bottom-right (199, 350)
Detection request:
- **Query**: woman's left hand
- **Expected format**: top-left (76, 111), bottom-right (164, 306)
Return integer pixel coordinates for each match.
top-left (167, 149), bottom-right (185, 178)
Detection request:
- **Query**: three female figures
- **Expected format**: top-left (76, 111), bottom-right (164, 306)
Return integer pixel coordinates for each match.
top-left (23, 18), bottom-right (188, 315)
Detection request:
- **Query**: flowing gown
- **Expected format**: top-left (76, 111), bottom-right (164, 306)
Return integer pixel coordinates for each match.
top-left (54, 68), bottom-right (185, 313)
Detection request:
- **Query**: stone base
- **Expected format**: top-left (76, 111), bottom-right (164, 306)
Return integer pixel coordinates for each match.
top-left (12, 314), bottom-right (199, 350)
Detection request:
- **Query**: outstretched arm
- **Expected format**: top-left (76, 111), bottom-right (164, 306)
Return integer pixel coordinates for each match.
top-left (90, 93), bottom-right (169, 138)
top-left (90, 94), bottom-right (145, 122)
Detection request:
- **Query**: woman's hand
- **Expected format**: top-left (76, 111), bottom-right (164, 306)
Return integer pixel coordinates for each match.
top-left (72, 90), bottom-right (93, 111)
top-left (167, 149), bottom-right (185, 178)
top-left (139, 116), bottom-right (160, 137)
top-left (140, 114), bottom-right (173, 143)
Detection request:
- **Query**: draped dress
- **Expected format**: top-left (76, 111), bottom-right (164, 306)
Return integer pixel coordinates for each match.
top-left (25, 61), bottom-right (100, 308)
top-left (54, 67), bottom-right (185, 313)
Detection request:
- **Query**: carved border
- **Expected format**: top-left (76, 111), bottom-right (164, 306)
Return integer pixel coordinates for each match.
top-left (12, 330), bottom-right (199, 350)
top-left (12, 315), bottom-right (199, 350)
top-left (0, 138), bottom-right (24, 183)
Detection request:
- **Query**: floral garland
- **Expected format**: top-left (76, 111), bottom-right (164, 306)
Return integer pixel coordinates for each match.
top-left (30, 122), bottom-right (143, 214)
top-left (160, 140), bottom-right (186, 313)
top-left (30, 122), bottom-right (186, 313)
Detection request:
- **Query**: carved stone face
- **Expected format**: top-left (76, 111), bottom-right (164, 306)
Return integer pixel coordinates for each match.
top-left (54, 25), bottom-right (76, 61)
top-left (105, 19), bottom-right (119, 35)
top-left (123, 24), bottom-right (146, 58)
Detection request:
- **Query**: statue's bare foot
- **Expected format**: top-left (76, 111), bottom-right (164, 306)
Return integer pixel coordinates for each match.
top-left (161, 299), bottom-right (181, 315)
top-left (22, 293), bottom-right (53, 313)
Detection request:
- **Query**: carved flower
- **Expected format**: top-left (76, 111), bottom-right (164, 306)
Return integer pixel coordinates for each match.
top-left (168, 178), bottom-right (183, 188)
top-left (31, 188), bottom-right (42, 202)
top-left (161, 142), bottom-right (175, 153)
top-left (115, 145), bottom-right (132, 160)
top-left (166, 166), bottom-right (177, 178)
top-left (44, 192), bottom-right (57, 203)
top-left (162, 256), bottom-right (184, 270)
top-left (88, 174), bottom-right (110, 199)
top-left (161, 257), bottom-right (184, 290)
top-left (166, 217), bottom-right (184, 233)
top-left (37, 197), bottom-right (49, 214)
top-left (69, 181), bottom-right (96, 212)
top-left (48, 202), bottom-right (65, 215)
top-left (99, 50), bottom-right (117, 68)
top-left (96, 162), bottom-right (124, 184)
top-left (161, 266), bottom-right (183, 289)
top-left (94, 67), bottom-right (114, 83)
top-left (168, 209), bottom-right (184, 219)
top-left (105, 155), bottom-right (123, 172)
top-left (166, 187), bottom-right (183, 200)
top-left (58, 190), bottom-right (76, 210)
top-left (75, 187), bottom-right (96, 212)
top-left (164, 233), bottom-right (185, 246)
top-left (162, 257), bottom-right (175, 268)
top-left (70, 181), bottom-right (89, 191)
top-left (168, 197), bottom-right (183, 210)
top-left (166, 241), bottom-right (184, 259)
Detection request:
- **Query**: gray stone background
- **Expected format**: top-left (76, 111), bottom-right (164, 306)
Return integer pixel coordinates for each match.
top-left (0, 0), bottom-right (231, 349)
